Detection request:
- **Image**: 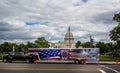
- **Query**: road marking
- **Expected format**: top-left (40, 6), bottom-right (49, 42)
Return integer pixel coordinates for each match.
top-left (97, 68), bottom-right (106, 73)
top-left (99, 70), bottom-right (106, 73)
top-left (0, 67), bottom-right (99, 71)
top-left (99, 65), bottom-right (120, 73)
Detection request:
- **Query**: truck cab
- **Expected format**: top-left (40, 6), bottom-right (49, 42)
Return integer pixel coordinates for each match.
top-left (2, 52), bottom-right (38, 63)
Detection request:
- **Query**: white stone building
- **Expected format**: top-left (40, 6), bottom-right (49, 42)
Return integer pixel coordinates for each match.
top-left (49, 26), bottom-right (75, 48)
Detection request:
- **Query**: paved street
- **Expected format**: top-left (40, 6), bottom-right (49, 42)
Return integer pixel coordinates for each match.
top-left (0, 63), bottom-right (120, 73)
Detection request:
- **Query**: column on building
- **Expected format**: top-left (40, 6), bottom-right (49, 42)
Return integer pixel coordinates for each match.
top-left (62, 26), bottom-right (75, 48)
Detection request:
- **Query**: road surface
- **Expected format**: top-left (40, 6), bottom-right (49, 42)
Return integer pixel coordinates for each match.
top-left (0, 63), bottom-right (120, 73)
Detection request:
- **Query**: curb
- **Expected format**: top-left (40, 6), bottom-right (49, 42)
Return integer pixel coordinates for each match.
top-left (86, 61), bottom-right (120, 65)
top-left (98, 61), bottom-right (120, 65)
top-left (0, 60), bottom-right (120, 64)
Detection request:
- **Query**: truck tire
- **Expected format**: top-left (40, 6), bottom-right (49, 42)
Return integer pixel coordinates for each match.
top-left (3, 58), bottom-right (8, 63)
top-left (74, 60), bottom-right (80, 64)
top-left (26, 59), bottom-right (31, 63)
top-left (81, 60), bottom-right (84, 64)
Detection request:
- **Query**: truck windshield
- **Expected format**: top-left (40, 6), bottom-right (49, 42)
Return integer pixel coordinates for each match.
top-left (9, 52), bottom-right (15, 55)
top-left (15, 52), bottom-right (24, 56)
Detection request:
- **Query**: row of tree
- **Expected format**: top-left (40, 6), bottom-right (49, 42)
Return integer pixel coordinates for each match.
top-left (0, 37), bottom-right (50, 53)
top-left (0, 39), bottom-right (118, 54)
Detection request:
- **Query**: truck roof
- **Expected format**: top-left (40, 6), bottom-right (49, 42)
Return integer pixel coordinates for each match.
top-left (28, 48), bottom-right (99, 50)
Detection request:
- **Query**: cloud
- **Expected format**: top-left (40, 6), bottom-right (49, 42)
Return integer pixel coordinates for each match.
top-left (82, 0), bottom-right (88, 3)
top-left (0, 0), bottom-right (120, 44)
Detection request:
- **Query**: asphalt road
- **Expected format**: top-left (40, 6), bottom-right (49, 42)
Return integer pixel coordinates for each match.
top-left (0, 63), bottom-right (120, 73)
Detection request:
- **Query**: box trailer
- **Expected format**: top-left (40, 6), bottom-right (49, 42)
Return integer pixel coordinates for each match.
top-left (28, 48), bottom-right (99, 64)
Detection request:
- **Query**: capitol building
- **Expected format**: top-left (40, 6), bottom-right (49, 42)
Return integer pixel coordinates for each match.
top-left (49, 26), bottom-right (76, 48)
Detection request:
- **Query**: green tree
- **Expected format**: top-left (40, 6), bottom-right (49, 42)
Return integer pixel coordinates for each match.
top-left (35, 37), bottom-right (50, 48)
top-left (110, 13), bottom-right (120, 51)
top-left (105, 43), bottom-right (113, 52)
top-left (27, 42), bottom-right (38, 48)
top-left (0, 42), bottom-right (15, 52)
top-left (18, 44), bottom-right (28, 53)
top-left (75, 41), bottom-right (81, 48)
top-left (110, 25), bottom-right (120, 50)
top-left (0, 37), bottom-right (50, 53)
top-left (96, 42), bottom-right (107, 54)
top-left (82, 42), bottom-right (90, 48)
top-left (113, 12), bottom-right (120, 24)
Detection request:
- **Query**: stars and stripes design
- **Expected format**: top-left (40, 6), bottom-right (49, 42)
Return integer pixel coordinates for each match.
top-left (39, 49), bottom-right (61, 60)
top-left (29, 48), bottom-right (99, 61)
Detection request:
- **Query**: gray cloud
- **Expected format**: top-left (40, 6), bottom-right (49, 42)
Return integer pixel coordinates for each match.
top-left (0, 22), bottom-right (12, 31)
top-left (88, 11), bottom-right (119, 25)
top-left (0, 0), bottom-right (120, 44)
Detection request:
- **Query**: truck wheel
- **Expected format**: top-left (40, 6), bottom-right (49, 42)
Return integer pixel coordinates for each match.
top-left (81, 60), bottom-right (84, 64)
top-left (26, 59), bottom-right (30, 63)
top-left (3, 58), bottom-right (7, 63)
top-left (74, 60), bottom-right (80, 64)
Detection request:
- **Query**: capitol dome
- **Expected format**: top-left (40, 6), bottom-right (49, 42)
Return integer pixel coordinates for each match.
top-left (63, 26), bottom-right (75, 48)
top-left (65, 32), bottom-right (74, 39)
top-left (64, 26), bottom-right (74, 39)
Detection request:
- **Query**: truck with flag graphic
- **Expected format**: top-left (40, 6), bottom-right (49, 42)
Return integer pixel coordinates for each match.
top-left (28, 48), bottom-right (99, 64)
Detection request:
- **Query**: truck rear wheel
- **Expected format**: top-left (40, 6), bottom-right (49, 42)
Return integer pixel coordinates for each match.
top-left (81, 60), bottom-right (84, 64)
top-left (74, 60), bottom-right (80, 64)
top-left (26, 59), bottom-right (30, 63)
top-left (3, 58), bottom-right (7, 63)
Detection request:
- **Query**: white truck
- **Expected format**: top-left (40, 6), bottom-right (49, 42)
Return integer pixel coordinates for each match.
top-left (28, 48), bottom-right (99, 64)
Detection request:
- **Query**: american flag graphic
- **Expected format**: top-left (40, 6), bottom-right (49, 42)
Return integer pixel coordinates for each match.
top-left (29, 48), bottom-right (99, 61)
top-left (39, 49), bottom-right (61, 60)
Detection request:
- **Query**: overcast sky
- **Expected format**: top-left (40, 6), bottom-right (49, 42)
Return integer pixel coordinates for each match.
top-left (0, 0), bottom-right (120, 44)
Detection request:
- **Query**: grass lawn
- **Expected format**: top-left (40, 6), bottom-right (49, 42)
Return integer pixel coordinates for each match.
top-left (100, 55), bottom-right (120, 61)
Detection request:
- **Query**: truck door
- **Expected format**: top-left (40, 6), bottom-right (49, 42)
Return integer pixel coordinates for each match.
top-left (61, 50), bottom-right (68, 60)
top-left (14, 52), bottom-right (24, 61)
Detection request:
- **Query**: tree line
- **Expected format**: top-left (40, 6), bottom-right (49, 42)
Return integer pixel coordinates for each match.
top-left (0, 39), bottom-right (117, 54)
top-left (0, 37), bottom-right (50, 53)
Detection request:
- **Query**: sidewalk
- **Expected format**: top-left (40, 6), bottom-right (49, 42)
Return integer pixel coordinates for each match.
top-left (84, 61), bottom-right (120, 65)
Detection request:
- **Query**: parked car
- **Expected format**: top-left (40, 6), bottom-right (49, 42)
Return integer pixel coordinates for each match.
top-left (105, 52), bottom-right (120, 57)
top-left (2, 52), bottom-right (38, 63)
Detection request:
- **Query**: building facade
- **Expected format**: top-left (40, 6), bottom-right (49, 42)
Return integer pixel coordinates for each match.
top-left (49, 26), bottom-right (75, 48)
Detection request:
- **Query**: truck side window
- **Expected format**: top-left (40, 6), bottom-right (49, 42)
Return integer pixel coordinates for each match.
top-left (9, 52), bottom-right (15, 55)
